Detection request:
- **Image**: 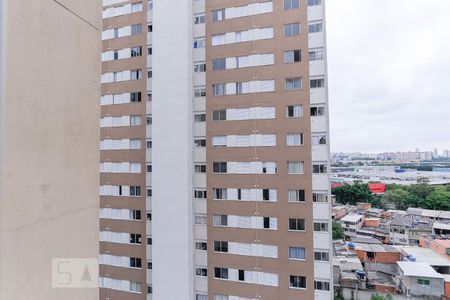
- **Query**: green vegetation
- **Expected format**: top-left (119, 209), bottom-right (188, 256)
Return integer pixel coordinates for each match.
top-left (332, 183), bottom-right (450, 211)
top-left (332, 221), bottom-right (345, 240)
top-left (370, 294), bottom-right (393, 300)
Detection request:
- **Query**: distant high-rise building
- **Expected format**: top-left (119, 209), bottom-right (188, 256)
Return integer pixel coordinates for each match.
top-left (0, 0), bottom-right (101, 299)
top-left (99, 0), bottom-right (332, 299)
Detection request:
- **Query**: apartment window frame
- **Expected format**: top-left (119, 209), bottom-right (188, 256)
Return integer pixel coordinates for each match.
top-left (314, 280), bottom-right (330, 291)
top-left (130, 233), bottom-right (142, 244)
top-left (212, 58), bottom-right (226, 71)
top-left (130, 186), bottom-right (141, 197)
top-left (214, 241), bottom-right (229, 253)
top-left (212, 8), bottom-right (225, 22)
top-left (285, 77), bottom-right (302, 90)
top-left (314, 251), bottom-right (330, 262)
top-left (195, 267), bottom-right (208, 277)
top-left (314, 222), bottom-right (329, 232)
top-left (131, 24), bottom-right (143, 35)
top-left (213, 162), bottom-right (227, 173)
top-left (213, 215), bottom-right (228, 227)
top-left (130, 257), bottom-right (142, 268)
top-left (284, 50), bottom-right (301, 63)
top-left (289, 218), bottom-right (306, 231)
top-left (288, 189), bottom-right (306, 202)
top-left (289, 246), bottom-right (306, 260)
top-left (213, 109), bottom-right (227, 121)
top-left (214, 267), bottom-right (229, 280)
top-left (195, 241), bottom-right (208, 251)
top-left (290, 275), bottom-right (307, 289)
top-left (286, 105), bottom-right (303, 118)
top-left (284, 23), bottom-right (301, 37)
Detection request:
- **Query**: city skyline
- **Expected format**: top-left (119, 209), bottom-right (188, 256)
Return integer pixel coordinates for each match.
top-left (327, 0), bottom-right (450, 153)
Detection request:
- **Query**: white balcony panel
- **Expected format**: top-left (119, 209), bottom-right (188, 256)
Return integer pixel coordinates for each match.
top-left (313, 173), bottom-right (329, 190)
top-left (315, 291), bottom-right (332, 300)
top-left (312, 145), bottom-right (328, 161)
top-left (193, 24), bottom-right (205, 38)
top-left (194, 277), bottom-right (208, 293)
top-left (313, 202), bottom-right (330, 220)
top-left (314, 262), bottom-right (331, 279)
top-left (194, 148), bottom-right (206, 162)
top-left (147, 245), bottom-right (153, 259)
top-left (194, 225), bottom-right (207, 240)
top-left (307, 5), bottom-right (323, 21)
top-left (146, 221), bottom-right (152, 235)
top-left (147, 269), bottom-right (153, 283)
top-left (194, 173), bottom-right (206, 188)
top-left (309, 60), bottom-right (325, 77)
top-left (194, 97), bottom-right (206, 111)
top-left (193, 0), bottom-right (205, 14)
top-left (311, 116), bottom-right (327, 132)
top-left (194, 251), bottom-right (207, 267)
top-left (310, 87), bottom-right (326, 104)
top-left (314, 232), bottom-right (331, 250)
top-left (194, 198), bottom-right (207, 214)
top-left (194, 73), bottom-right (205, 86)
top-left (194, 122), bottom-right (206, 137)
top-left (308, 32), bottom-right (324, 48)
top-left (194, 48), bottom-right (205, 62)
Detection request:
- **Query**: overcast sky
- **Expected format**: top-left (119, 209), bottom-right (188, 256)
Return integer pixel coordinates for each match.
top-left (326, 0), bottom-right (450, 153)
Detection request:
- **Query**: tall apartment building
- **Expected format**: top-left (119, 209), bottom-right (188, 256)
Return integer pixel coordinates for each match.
top-left (99, 0), bottom-right (332, 299)
top-left (1, 0), bottom-right (101, 299)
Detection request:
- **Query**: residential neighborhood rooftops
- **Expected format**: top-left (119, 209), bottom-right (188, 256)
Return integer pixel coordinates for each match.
top-left (397, 261), bottom-right (444, 278)
top-left (396, 246), bottom-right (450, 267)
top-left (333, 256), bottom-right (363, 272)
top-left (353, 243), bottom-right (400, 253)
top-left (341, 214), bottom-right (364, 223)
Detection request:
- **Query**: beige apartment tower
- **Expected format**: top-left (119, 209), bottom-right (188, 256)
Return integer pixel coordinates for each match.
top-left (99, 0), bottom-right (332, 299)
top-left (0, 0), bottom-right (101, 299)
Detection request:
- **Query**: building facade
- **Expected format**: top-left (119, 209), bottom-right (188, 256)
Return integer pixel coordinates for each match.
top-left (99, 0), bottom-right (332, 299)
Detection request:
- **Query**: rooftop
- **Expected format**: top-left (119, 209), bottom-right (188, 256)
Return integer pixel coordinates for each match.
top-left (433, 239), bottom-right (450, 248)
top-left (341, 214), bottom-right (364, 223)
top-left (353, 242), bottom-right (400, 253)
top-left (407, 208), bottom-right (450, 220)
top-left (333, 256), bottom-right (363, 272)
top-left (397, 261), bottom-right (444, 278)
top-left (395, 246), bottom-right (450, 267)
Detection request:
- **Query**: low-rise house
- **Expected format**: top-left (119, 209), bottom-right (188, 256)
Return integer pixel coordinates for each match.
top-left (332, 205), bottom-right (348, 220)
top-left (366, 208), bottom-right (383, 218)
top-left (390, 215), bottom-right (431, 245)
top-left (353, 243), bottom-right (401, 275)
top-left (433, 221), bottom-right (450, 236)
top-left (430, 239), bottom-right (450, 258)
top-left (397, 245), bottom-right (450, 275)
top-left (366, 271), bottom-right (397, 293)
top-left (396, 261), bottom-right (445, 299)
top-left (364, 217), bottom-right (380, 227)
top-left (340, 214), bottom-right (364, 238)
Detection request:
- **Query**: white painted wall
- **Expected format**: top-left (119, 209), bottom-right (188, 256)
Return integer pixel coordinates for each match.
top-left (152, 0), bottom-right (194, 299)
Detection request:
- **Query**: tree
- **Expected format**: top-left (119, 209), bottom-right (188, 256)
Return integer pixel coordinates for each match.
top-left (424, 187), bottom-right (450, 211)
top-left (371, 294), bottom-right (393, 300)
top-left (332, 182), bottom-right (373, 205)
top-left (332, 221), bottom-right (345, 240)
top-left (383, 188), bottom-right (410, 210)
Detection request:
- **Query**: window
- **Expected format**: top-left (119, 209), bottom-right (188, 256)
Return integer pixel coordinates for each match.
top-left (130, 115), bottom-right (141, 126)
top-left (284, 23), bottom-right (301, 37)
top-left (263, 189), bottom-right (271, 201)
top-left (195, 241), bottom-right (207, 251)
top-left (289, 247), bottom-right (306, 260)
top-left (147, 285), bottom-right (152, 294)
top-left (147, 0), bottom-right (153, 10)
top-left (310, 106), bottom-right (325, 116)
top-left (313, 192), bottom-right (328, 202)
top-left (212, 84), bottom-right (226, 96)
top-left (213, 109), bottom-right (226, 120)
top-left (131, 24), bottom-right (142, 35)
top-left (212, 136), bottom-right (226, 148)
top-left (212, 9), bottom-right (225, 22)
top-left (313, 164), bottom-right (327, 174)
top-left (130, 210), bottom-right (141, 220)
top-left (417, 279), bottom-right (430, 285)
top-left (130, 186), bottom-right (141, 196)
top-left (194, 138), bottom-right (206, 147)
top-left (147, 69), bottom-right (152, 78)
top-left (146, 115), bottom-right (152, 125)
top-left (147, 188), bottom-right (152, 197)
top-left (196, 294), bottom-right (208, 300)
top-left (194, 14), bottom-right (205, 24)
top-left (131, 2), bottom-right (143, 12)
top-left (236, 82), bottom-right (243, 94)
top-left (131, 46), bottom-right (142, 57)
top-left (130, 92), bottom-right (141, 102)
top-left (194, 63), bottom-right (206, 73)
top-left (214, 267), bottom-right (228, 279)
top-left (287, 133), bottom-right (304, 146)
top-left (130, 281), bottom-right (141, 293)
top-left (288, 161), bottom-right (304, 174)
top-left (213, 162), bottom-right (227, 173)
top-left (214, 241), bottom-right (228, 252)
top-left (214, 295), bottom-right (229, 300)
top-left (312, 133), bottom-right (327, 145)
top-left (290, 275), bottom-right (306, 289)
top-left (314, 251), bottom-right (329, 261)
top-left (285, 77), bottom-right (302, 90)
top-left (213, 215), bottom-right (228, 226)
top-left (212, 58), bottom-right (226, 71)
top-left (284, 50), bottom-right (301, 63)
top-left (113, 50), bottom-right (119, 60)
top-left (195, 87), bottom-right (206, 97)
top-left (147, 47), bottom-right (152, 55)
top-left (194, 164), bottom-right (206, 173)
top-left (195, 215), bottom-right (207, 225)
top-left (130, 233), bottom-right (142, 244)
top-left (309, 48), bottom-right (324, 61)
top-left (194, 38), bottom-right (206, 49)
top-left (194, 113), bottom-right (206, 122)
top-left (213, 188), bottom-right (227, 200)
top-left (238, 269), bottom-right (245, 281)
top-left (147, 24), bottom-right (153, 32)
top-left (314, 222), bottom-right (329, 232)
top-left (147, 93), bottom-right (152, 102)
top-left (288, 189), bottom-right (305, 202)
top-left (131, 69), bottom-right (141, 80)
top-left (308, 22), bottom-right (323, 33)
top-left (308, 0), bottom-right (322, 5)
top-left (146, 139), bottom-right (152, 149)
top-left (286, 105), bottom-right (303, 118)
top-left (130, 257), bottom-right (142, 268)
top-left (147, 236), bottom-right (152, 245)
top-left (284, 0), bottom-right (299, 10)
top-left (314, 280), bottom-right (330, 291)
top-left (147, 212), bottom-right (152, 221)
top-left (195, 267), bottom-right (208, 277)
top-left (310, 78), bottom-right (325, 88)
top-left (147, 260), bottom-right (152, 269)
top-left (289, 218), bottom-right (306, 231)
top-left (194, 190), bottom-right (207, 199)
top-left (146, 164), bottom-right (152, 173)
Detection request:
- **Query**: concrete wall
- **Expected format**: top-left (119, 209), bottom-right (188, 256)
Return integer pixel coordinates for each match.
top-left (401, 276), bottom-right (444, 298)
top-left (341, 288), bottom-right (433, 300)
top-left (0, 0), bottom-right (101, 299)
